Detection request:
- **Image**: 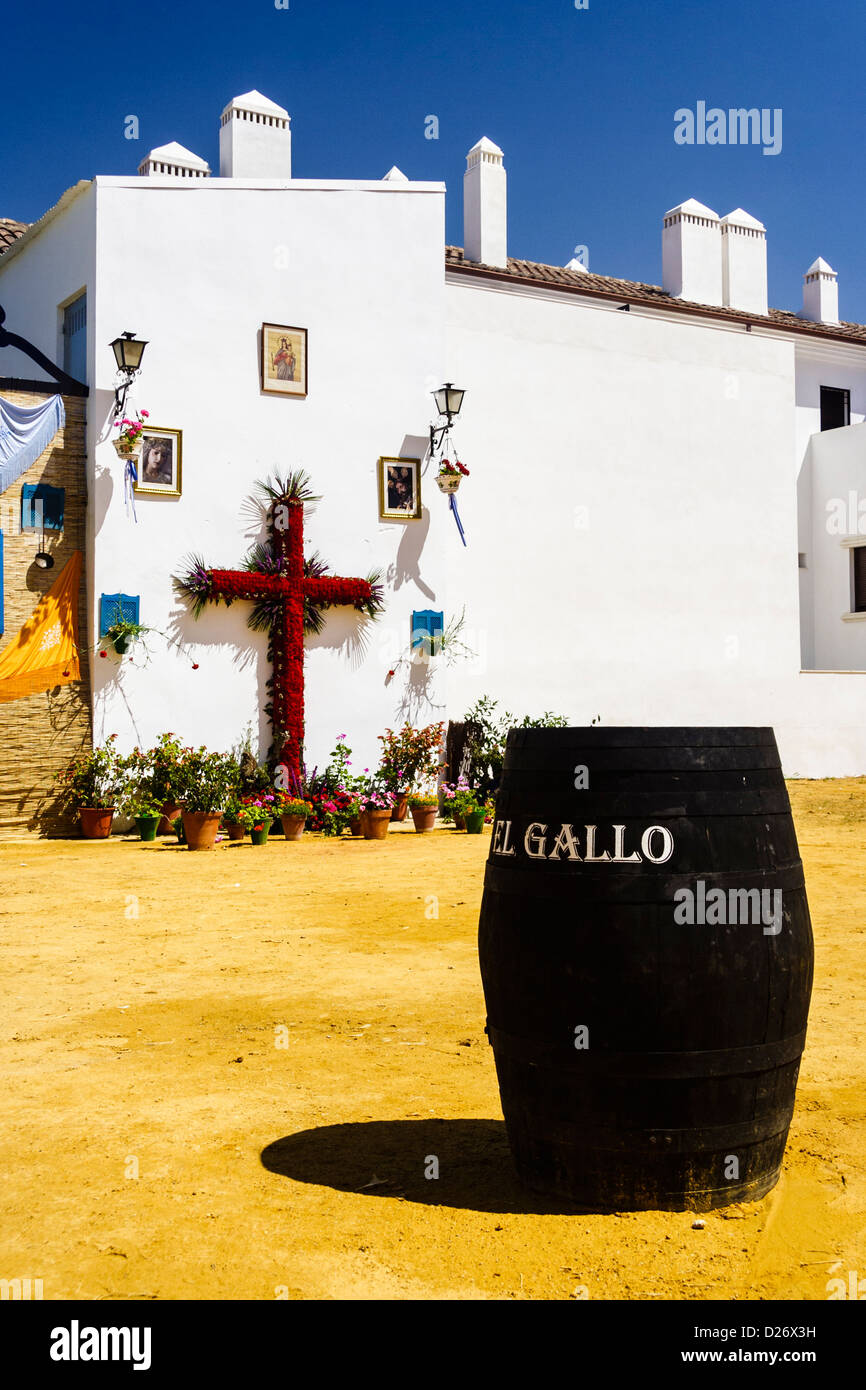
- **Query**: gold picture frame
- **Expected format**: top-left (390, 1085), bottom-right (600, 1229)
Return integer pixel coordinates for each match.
top-left (134, 427), bottom-right (182, 497)
top-left (378, 456), bottom-right (422, 521)
top-left (261, 323), bottom-right (308, 397)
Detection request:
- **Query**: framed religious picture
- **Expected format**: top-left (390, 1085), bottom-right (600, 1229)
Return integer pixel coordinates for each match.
top-left (378, 456), bottom-right (422, 521)
top-left (261, 323), bottom-right (308, 397)
top-left (134, 427), bottom-right (182, 497)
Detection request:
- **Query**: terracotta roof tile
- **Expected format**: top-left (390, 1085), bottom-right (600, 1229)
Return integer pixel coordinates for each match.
top-left (445, 245), bottom-right (866, 347)
top-left (0, 218), bottom-right (28, 255)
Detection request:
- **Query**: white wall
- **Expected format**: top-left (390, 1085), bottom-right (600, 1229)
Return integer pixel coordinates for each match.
top-left (443, 275), bottom-right (866, 775)
top-left (3, 176), bottom-right (448, 774)
top-left (7, 176), bottom-right (866, 779)
top-left (802, 421), bottom-right (866, 670)
top-left (89, 177), bottom-right (447, 772)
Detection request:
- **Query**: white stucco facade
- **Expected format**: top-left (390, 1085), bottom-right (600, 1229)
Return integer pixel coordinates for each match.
top-left (3, 101), bottom-right (866, 779)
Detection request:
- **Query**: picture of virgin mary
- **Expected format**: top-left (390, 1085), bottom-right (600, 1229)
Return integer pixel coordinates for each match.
top-left (261, 323), bottom-right (308, 397)
top-left (273, 337), bottom-right (296, 382)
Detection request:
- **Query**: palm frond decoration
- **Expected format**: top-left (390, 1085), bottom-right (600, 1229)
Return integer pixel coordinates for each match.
top-left (359, 568), bottom-right (385, 621)
top-left (254, 469), bottom-right (321, 511)
top-left (174, 553), bottom-right (216, 619)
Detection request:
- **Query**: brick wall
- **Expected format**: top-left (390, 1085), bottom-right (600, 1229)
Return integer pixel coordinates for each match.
top-left (0, 389), bottom-right (91, 836)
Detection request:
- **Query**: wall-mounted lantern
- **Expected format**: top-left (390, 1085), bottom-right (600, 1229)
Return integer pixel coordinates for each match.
top-left (429, 382), bottom-right (465, 454)
top-left (109, 331), bottom-right (148, 418)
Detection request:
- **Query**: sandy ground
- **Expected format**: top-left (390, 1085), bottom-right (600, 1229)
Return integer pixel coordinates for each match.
top-left (0, 781), bottom-right (863, 1302)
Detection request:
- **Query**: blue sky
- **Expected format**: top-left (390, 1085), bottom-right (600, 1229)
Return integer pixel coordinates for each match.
top-left (3, 0), bottom-right (866, 317)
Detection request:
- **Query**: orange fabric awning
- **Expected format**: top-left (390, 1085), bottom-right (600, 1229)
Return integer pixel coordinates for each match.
top-left (0, 550), bottom-right (83, 702)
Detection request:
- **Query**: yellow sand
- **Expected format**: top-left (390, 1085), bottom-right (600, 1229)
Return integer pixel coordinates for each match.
top-left (0, 783), bottom-right (863, 1300)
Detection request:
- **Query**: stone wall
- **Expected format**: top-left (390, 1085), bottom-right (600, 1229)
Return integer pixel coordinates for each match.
top-left (0, 389), bottom-right (90, 836)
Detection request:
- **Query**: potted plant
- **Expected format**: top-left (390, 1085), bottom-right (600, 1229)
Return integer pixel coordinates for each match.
top-left (303, 736), bottom-right (366, 835)
top-left (175, 747), bottom-right (236, 850)
top-left (148, 733), bottom-right (188, 833)
top-left (103, 618), bottom-right (150, 657)
top-left (55, 735), bottom-right (123, 838)
top-left (171, 815), bottom-right (186, 845)
top-left (456, 787), bottom-right (491, 835)
top-left (377, 723), bottom-right (445, 820)
top-left (436, 457), bottom-right (469, 494)
top-left (222, 794), bottom-right (247, 842)
top-left (279, 797), bottom-right (312, 841)
top-left (358, 782), bottom-right (394, 840)
top-left (113, 409), bottom-right (149, 461)
top-left (124, 790), bottom-right (163, 841)
top-left (236, 805), bottom-right (271, 846)
top-left (409, 791), bottom-right (438, 833)
top-left (441, 775), bottom-right (470, 829)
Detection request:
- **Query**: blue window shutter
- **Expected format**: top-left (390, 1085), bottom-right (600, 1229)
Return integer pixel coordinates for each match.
top-left (21, 484), bottom-right (65, 532)
top-left (62, 292), bottom-right (87, 384)
top-left (0, 531), bottom-right (4, 636)
top-left (99, 593), bottom-right (140, 636)
top-left (411, 609), bottom-right (444, 655)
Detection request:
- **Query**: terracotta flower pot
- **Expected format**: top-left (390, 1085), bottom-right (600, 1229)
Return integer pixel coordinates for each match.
top-left (348, 817), bottom-right (362, 836)
top-left (465, 810), bottom-right (486, 834)
top-left (390, 794), bottom-right (409, 822)
top-left (158, 801), bottom-right (182, 835)
top-left (454, 813), bottom-right (466, 830)
top-left (250, 825), bottom-right (270, 846)
top-left (280, 814), bottom-right (306, 842)
top-left (410, 806), bottom-right (437, 833)
top-left (135, 815), bottom-right (160, 842)
top-left (362, 808), bottom-right (391, 840)
top-left (225, 822), bottom-right (245, 841)
top-left (79, 807), bottom-right (115, 839)
top-left (182, 810), bottom-right (222, 851)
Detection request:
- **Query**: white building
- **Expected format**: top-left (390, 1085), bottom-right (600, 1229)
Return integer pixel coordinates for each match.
top-left (2, 89), bottom-right (866, 778)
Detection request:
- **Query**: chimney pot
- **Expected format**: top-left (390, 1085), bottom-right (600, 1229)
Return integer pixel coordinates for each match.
top-left (720, 208), bottom-right (768, 314)
top-left (219, 90), bottom-right (291, 178)
top-left (662, 198), bottom-right (722, 305)
top-left (801, 257), bottom-right (839, 324)
top-left (463, 136), bottom-right (507, 268)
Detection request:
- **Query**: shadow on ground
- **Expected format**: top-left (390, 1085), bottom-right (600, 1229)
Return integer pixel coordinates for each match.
top-left (261, 1118), bottom-right (583, 1214)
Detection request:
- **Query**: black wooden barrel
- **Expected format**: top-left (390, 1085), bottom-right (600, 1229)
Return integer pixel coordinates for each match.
top-left (478, 727), bottom-right (813, 1211)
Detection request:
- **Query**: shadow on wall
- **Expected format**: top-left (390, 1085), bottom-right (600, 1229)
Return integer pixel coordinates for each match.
top-left (305, 606), bottom-right (381, 674)
top-left (260, 1119), bottom-right (584, 1216)
top-left (24, 685), bottom-right (91, 836)
top-left (389, 653), bottom-right (444, 724)
top-left (389, 506), bottom-right (435, 600)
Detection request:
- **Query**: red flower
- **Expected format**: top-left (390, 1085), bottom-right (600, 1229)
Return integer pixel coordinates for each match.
top-left (99, 650), bottom-right (107, 658)
top-left (192, 663), bottom-right (199, 670)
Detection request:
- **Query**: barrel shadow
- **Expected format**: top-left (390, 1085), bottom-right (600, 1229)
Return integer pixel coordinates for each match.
top-left (260, 1119), bottom-right (583, 1214)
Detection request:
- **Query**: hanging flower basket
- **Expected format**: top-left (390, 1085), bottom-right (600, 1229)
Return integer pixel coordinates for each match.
top-left (113, 437), bottom-right (142, 461)
top-left (436, 458), bottom-right (469, 494)
top-left (436, 473), bottom-right (461, 494)
top-left (113, 409), bottom-right (149, 461)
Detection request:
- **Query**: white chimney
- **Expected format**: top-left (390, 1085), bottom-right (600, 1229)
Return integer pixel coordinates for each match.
top-left (801, 257), bottom-right (839, 324)
top-left (138, 142), bottom-right (210, 178)
top-left (720, 208), bottom-right (768, 314)
top-left (219, 90), bottom-right (291, 178)
top-left (662, 198), bottom-right (722, 305)
top-left (463, 137), bottom-right (507, 268)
